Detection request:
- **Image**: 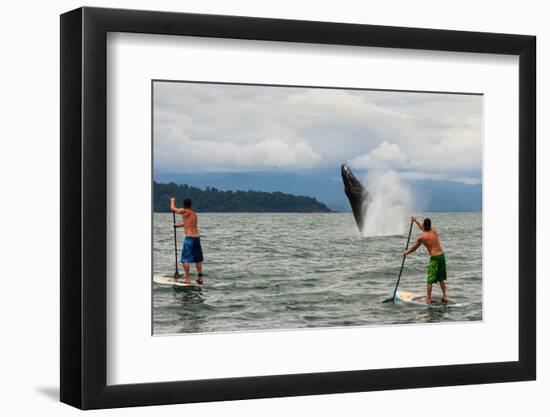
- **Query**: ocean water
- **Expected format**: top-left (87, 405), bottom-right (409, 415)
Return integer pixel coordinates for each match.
top-left (153, 212), bottom-right (482, 334)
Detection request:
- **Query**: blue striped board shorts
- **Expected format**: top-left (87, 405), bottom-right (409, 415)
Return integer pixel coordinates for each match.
top-left (180, 236), bottom-right (204, 263)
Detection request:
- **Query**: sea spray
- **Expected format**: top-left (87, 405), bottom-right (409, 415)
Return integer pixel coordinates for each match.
top-left (361, 170), bottom-right (412, 237)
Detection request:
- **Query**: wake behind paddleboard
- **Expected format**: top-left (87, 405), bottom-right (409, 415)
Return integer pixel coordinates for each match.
top-left (395, 290), bottom-right (454, 307)
top-left (153, 275), bottom-right (203, 289)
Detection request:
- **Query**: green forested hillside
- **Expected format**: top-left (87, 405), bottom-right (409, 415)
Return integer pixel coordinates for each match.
top-left (154, 182), bottom-right (331, 213)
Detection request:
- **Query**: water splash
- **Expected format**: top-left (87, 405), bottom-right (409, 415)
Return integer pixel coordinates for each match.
top-left (361, 170), bottom-right (412, 237)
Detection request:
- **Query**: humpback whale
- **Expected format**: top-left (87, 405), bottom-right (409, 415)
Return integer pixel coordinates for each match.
top-left (341, 164), bottom-right (370, 232)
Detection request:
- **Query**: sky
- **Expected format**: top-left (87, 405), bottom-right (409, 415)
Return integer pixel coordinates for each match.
top-left (153, 81), bottom-right (483, 184)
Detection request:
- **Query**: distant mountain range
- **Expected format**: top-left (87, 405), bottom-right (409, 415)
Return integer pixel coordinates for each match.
top-left (154, 168), bottom-right (482, 212)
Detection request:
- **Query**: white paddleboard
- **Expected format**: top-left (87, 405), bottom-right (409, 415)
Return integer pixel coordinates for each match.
top-left (153, 275), bottom-right (203, 289)
top-left (395, 290), bottom-right (454, 307)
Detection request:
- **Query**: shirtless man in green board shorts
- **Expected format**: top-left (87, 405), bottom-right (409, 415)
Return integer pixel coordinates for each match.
top-left (403, 216), bottom-right (448, 304)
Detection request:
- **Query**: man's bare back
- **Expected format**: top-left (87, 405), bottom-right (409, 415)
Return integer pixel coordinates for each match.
top-left (404, 219), bottom-right (444, 257)
top-left (418, 228), bottom-right (444, 256)
top-left (179, 209), bottom-right (200, 237)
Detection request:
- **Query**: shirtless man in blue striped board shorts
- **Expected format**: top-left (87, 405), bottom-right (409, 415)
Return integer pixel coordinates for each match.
top-left (170, 197), bottom-right (204, 285)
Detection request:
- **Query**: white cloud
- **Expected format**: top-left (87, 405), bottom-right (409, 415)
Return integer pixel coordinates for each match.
top-left (155, 130), bottom-right (321, 172)
top-left (348, 137), bottom-right (482, 183)
top-left (349, 141), bottom-right (408, 170)
top-left (153, 82), bottom-right (482, 183)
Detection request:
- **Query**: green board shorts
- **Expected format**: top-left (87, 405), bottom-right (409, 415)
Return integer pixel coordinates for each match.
top-left (427, 253), bottom-right (447, 285)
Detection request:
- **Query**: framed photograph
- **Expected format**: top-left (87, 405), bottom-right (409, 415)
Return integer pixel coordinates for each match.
top-left (60, 7), bottom-right (536, 409)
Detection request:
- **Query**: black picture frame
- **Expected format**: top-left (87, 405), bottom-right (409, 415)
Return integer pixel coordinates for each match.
top-left (60, 6), bottom-right (536, 410)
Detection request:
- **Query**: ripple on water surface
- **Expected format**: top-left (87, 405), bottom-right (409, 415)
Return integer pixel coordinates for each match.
top-left (153, 212), bottom-right (482, 334)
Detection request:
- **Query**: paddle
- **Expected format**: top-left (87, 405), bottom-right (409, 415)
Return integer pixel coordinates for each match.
top-left (382, 219), bottom-right (414, 303)
top-left (172, 211), bottom-right (180, 279)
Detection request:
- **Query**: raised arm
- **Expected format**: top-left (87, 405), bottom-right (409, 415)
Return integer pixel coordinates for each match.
top-left (170, 197), bottom-right (187, 228)
top-left (411, 216), bottom-right (424, 231)
top-left (170, 197), bottom-right (185, 214)
top-left (404, 237), bottom-right (422, 256)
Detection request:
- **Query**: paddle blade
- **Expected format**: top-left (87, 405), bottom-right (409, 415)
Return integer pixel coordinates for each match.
top-left (173, 271), bottom-right (180, 279)
top-left (382, 297), bottom-right (395, 303)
